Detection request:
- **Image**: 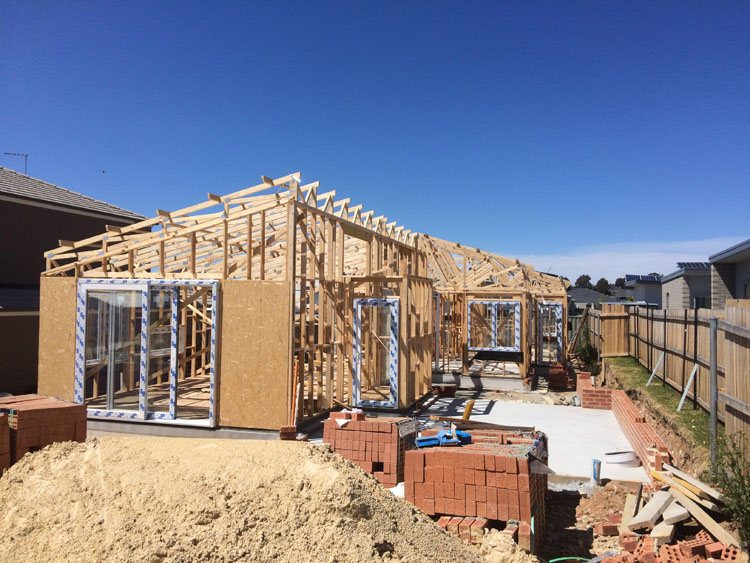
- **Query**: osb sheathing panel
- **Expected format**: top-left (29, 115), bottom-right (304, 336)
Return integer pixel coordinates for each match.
top-left (37, 277), bottom-right (77, 401)
top-left (218, 280), bottom-right (291, 430)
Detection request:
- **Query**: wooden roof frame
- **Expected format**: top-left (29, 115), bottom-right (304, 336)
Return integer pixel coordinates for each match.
top-left (418, 234), bottom-right (569, 295)
top-left (42, 173), bottom-right (418, 280)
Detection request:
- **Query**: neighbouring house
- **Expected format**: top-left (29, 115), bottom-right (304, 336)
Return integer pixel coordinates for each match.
top-left (567, 287), bottom-right (604, 315)
top-left (661, 262), bottom-right (711, 309)
top-left (0, 166), bottom-right (144, 395)
top-left (624, 274), bottom-right (662, 307)
top-left (709, 237), bottom-right (750, 307)
top-left (610, 287), bottom-right (635, 301)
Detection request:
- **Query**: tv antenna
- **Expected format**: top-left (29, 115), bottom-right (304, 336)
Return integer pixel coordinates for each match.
top-left (4, 152), bottom-right (29, 174)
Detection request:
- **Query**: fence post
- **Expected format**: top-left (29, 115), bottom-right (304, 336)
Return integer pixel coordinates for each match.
top-left (648, 308), bottom-right (653, 374)
top-left (693, 306), bottom-right (698, 410)
top-left (636, 307), bottom-right (640, 364)
top-left (663, 309), bottom-right (667, 386)
top-left (710, 317), bottom-right (718, 464)
top-left (596, 310), bottom-right (603, 362)
top-left (682, 308), bottom-right (687, 394)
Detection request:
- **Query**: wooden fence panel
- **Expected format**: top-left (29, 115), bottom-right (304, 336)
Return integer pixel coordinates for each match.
top-left (588, 303), bottom-right (750, 437)
top-left (724, 307), bottom-right (750, 442)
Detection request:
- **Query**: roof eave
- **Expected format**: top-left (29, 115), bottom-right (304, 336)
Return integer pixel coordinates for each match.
top-left (709, 238), bottom-right (750, 263)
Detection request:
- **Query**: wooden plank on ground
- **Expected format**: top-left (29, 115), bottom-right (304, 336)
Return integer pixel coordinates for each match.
top-left (620, 493), bottom-right (638, 536)
top-left (662, 462), bottom-right (725, 503)
top-left (651, 471), bottom-right (722, 513)
top-left (628, 490), bottom-right (673, 531)
top-left (667, 487), bottom-right (739, 547)
top-left (662, 502), bottom-right (690, 525)
top-left (672, 476), bottom-right (704, 498)
top-left (427, 415), bottom-right (535, 432)
top-left (650, 520), bottom-right (675, 545)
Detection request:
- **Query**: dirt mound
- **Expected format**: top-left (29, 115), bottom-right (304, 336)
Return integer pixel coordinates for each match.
top-left (480, 530), bottom-right (540, 563)
top-left (0, 437), bottom-right (484, 563)
top-left (578, 481), bottom-right (628, 524)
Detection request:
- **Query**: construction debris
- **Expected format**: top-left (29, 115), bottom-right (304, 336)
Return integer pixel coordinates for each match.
top-left (590, 461), bottom-right (743, 562)
top-left (627, 490), bottom-right (673, 531)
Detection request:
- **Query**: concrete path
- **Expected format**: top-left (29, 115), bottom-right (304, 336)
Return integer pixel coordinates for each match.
top-left (421, 398), bottom-right (648, 483)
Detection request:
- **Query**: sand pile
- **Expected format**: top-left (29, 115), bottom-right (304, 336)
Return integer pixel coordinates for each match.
top-left (0, 437), bottom-right (485, 563)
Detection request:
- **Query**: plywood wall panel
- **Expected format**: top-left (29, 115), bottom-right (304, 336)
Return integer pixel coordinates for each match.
top-left (218, 280), bottom-right (291, 430)
top-left (37, 277), bottom-right (77, 401)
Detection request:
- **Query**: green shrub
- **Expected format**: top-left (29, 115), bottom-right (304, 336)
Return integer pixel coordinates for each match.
top-left (711, 432), bottom-right (750, 547)
top-left (576, 323), bottom-right (601, 376)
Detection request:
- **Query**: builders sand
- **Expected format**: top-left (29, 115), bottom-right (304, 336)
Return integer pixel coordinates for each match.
top-left (0, 437), bottom-right (540, 563)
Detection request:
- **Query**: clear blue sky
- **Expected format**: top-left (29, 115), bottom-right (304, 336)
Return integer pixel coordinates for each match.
top-left (2, 2), bottom-right (748, 280)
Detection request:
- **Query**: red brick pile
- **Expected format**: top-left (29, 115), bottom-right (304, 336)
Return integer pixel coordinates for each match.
top-left (606, 530), bottom-right (742, 563)
top-left (611, 390), bottom-right (671, 472)
top-left (404, 428), bottom-right (548, 553)
top-left (323, 412), bottom-right (415, 487)
top-left (436, 516), bottom-right (488, 545)
top-left (529, 362), bottom-right (573, 391)
top-left (576, 371), bottom-right (613, 409)
top-left (0, 414), bottom-right (10, 473)
top-left (0, 394), bottom-right (86, 465)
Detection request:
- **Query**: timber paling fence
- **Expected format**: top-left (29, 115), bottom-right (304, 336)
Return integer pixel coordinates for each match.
top-left (588, 303), bottom-right (750, 444)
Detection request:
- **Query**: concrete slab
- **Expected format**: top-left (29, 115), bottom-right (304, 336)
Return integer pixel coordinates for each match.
top-left (432, 372), bottom-right (525, 392)
top-left (420, 398), bottom-right (649, 483)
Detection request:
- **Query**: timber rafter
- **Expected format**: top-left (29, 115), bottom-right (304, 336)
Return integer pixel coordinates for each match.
top-left (42, 172), bottom-right (418, 280)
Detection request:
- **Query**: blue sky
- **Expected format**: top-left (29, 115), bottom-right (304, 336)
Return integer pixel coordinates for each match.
top-left (1, 1), bottom-right (748, 281)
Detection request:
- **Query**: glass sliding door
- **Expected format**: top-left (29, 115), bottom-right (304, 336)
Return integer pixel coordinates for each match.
top-left (83, 290), bottom-right (142, 412)
top-left (78, 279), bottom-right (218, 425)
top-left (147, 287), bottom-right (174, 416)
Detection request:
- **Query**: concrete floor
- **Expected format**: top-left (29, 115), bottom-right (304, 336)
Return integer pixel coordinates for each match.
top-left (420, 397), bottom-right (649, 483)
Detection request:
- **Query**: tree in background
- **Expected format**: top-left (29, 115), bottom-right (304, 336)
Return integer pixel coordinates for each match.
top-left (615, 277), bottom-right (626, 288)
top-left (594, 277), bottom-right (611, 295)
top-left (575, 274), bottom-right (592, 289)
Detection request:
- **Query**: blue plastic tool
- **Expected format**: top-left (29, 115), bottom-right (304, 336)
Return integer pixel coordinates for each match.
top-left (414, 428), bottom-right (472, 448)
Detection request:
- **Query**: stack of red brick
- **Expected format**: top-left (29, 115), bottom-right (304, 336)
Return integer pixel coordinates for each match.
top-left (0, 413), bottom-right (10, 473)
top-left (404, 428), bottom-right (547, 553)
top-left (576, 371), bottom-right (613, 409)
top-left (323, 412), bottom-right (415, 487)
top-left (436, 516), bottom-right (488, 545)
top-left (607, 530), bottom-right (742, 563)
top-left (529, 362), bottom-right (573, 391)
top-left (611, 390), bottom-right (671, 472)
top-left (0, 394), bottom-right (86, 465)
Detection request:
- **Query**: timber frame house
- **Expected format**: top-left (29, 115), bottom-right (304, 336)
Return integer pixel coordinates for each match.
top-left (419, 235), bottom-right (569, 380)
top-left (37, 172), bottom-right (566, 431)
top-left (38, 173), bottom-right (432, 430)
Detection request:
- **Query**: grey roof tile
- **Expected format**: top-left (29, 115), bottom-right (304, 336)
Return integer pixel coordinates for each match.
top-left (0, 166), bottom-right (144, 221)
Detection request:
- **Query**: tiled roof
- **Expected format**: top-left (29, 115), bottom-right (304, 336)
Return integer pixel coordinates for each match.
top-left (0, 166), bottom-right (144, 221)
top-left (567, 287), bottom-right (605, 303)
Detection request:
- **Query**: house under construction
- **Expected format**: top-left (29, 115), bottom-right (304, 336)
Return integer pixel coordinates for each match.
top-left (37, 172), bottom-right (567, 430)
